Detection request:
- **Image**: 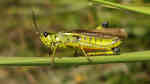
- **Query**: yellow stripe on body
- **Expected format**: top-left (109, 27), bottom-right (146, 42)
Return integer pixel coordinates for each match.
top-left (79, 36), bottom-right (93, 49)
top-left (78, 35), bottom-right (121, 50)
top-left (87, 50), bottom-right (114, 56)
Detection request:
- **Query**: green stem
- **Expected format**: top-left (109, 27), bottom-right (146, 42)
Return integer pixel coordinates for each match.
top-left (0, 51), bottom-right (150, 66)
top-left (93, 0), bottom-right (150, 15)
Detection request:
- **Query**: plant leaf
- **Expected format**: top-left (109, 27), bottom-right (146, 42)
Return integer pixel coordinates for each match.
top-left (93, 0), bottom-right (150, 15)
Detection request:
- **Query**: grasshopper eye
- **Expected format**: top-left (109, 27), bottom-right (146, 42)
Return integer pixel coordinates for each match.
top-left (102, 22), bottom-right (109, 28)
top-left (43, 32), bottom-right (48, 37)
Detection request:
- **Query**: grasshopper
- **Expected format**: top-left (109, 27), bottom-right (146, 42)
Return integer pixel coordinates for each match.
top-left (32, 11), bottom-right (127, 63)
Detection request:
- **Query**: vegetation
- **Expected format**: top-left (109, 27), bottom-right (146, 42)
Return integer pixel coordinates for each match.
top-left (0, 0), bottom-right (150, 84)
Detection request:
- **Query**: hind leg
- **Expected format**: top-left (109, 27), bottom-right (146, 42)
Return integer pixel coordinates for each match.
top-left (87, 47), bottom-right (120, 56)
top-left (87, 50), bottom-right (114, 56)
top-left (80, 48), bottom-right (92, 62)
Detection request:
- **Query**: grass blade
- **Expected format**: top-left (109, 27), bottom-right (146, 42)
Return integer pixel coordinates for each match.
top-left (93, 0), bottom-right (150, 15)
top-left (0, 51), bottom-right (150, 66)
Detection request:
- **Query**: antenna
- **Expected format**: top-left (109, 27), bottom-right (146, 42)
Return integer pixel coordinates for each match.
top-left (32, 9), bottom-right (41, 34)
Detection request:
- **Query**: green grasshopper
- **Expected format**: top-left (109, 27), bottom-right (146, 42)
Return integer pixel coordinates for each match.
top-left (32, 11), bottom-right (127, 63)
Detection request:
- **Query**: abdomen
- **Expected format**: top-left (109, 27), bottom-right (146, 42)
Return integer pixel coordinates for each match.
top-left (72, 36), bottom-right (121, 50)
top-left (64, 34), bottom-right (121, 50)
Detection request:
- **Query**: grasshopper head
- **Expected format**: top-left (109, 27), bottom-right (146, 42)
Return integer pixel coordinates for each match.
top-left (31, 10), bottom-right (55, 47)
top-left (40, 32), bottom-right (54, 47)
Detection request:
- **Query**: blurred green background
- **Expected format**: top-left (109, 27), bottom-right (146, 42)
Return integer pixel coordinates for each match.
top-left (0, 0), bottom-right (150, 84)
